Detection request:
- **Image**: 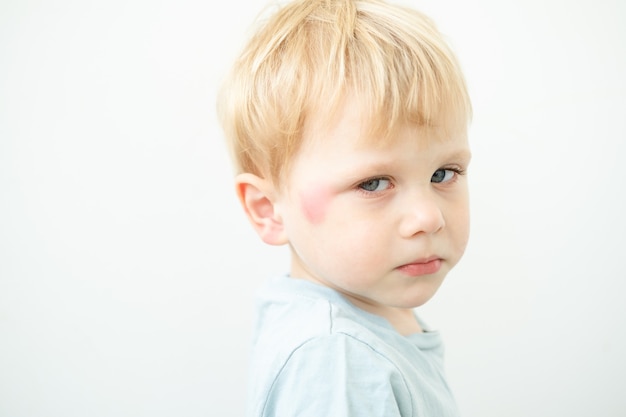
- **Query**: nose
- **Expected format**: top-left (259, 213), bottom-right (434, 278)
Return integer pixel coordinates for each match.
top-left (399, 191), bottom-right (445, 237)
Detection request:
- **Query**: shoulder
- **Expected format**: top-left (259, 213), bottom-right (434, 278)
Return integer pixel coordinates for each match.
top-left (249, 278), bottom-right (423, 416)
top-left (257, 332), bottom-right (414, 417)
top-left (253, 276), bottom-right (397, 351)
top-left (285, 331), bottom-right (409, 375)
top-left (252, 288), bottom-right (407, 381)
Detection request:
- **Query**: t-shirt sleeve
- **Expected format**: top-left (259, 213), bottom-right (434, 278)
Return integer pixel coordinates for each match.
top-left (259, 333), bottom-right (413, 417)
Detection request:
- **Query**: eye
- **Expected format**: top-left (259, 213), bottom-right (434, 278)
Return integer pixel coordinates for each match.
top-left (431, 169), bottom-right (458, 184)
top-left (358, 177), bottom-right (392, 192)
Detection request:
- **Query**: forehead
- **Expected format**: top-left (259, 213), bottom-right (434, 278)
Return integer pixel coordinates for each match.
top-left (300, 95), bottom-right (467, 156)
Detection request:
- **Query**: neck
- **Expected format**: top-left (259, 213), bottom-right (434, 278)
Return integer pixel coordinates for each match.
top-left (347, 296), bottom-right (423, 336)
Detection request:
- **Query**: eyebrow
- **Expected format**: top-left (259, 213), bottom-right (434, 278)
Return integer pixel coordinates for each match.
top-left (340, 147), bottom-right (472, 182)
top-left (340, 161), bottom-right (396, 182)
top-left (446, 149), bottom-right (472, 163)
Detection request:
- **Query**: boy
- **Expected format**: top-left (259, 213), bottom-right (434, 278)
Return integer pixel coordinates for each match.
top-left (217, 0), bottom-right (471, 415)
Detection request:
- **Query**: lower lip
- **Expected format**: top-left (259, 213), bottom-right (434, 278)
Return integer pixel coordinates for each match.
top-left (397, 259), bottom-right (442, 276)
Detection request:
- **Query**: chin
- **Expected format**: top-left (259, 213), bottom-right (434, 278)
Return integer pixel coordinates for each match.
top-left (400, 283), bottom-right (444, 308)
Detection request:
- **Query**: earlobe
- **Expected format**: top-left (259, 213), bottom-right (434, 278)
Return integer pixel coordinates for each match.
top-left (235, 173), bottom-right (288, 246)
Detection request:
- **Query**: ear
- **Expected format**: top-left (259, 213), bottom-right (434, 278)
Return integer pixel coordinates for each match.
top-left (235, 173), bottom-right (288, 246)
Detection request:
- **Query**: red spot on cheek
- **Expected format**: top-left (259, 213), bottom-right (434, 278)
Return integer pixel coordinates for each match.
top-left (299, 187), bottom-right (332, 224)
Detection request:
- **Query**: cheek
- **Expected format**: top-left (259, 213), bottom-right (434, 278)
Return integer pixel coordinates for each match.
top-left (299, 186), bottom-right (333, 224)
top-left (450, 200), bottom-right (471, 252)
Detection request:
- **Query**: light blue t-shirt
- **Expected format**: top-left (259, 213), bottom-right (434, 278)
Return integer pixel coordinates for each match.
top-left (247, 275), bottom-right (460, 417)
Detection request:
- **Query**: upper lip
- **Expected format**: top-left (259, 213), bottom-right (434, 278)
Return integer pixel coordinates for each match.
top-left (399, 256), bottom-right (441, 266)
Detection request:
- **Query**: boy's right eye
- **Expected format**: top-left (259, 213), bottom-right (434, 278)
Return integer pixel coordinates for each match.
top-left (358, 178), bottom-right (392, 192)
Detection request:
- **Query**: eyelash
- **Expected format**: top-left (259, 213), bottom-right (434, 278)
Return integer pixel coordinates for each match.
top-left (356, 167), bottom-right (466, 195)
top-left (356, 177), bottom-right (393, 195)
top-left (432, 167), bottom-right (466, 184)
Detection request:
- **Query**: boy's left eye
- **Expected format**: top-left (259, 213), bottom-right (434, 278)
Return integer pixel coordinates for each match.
top-left (358, 178), bottom-right (392, 192)
top-left (431, 169), bottom-right (456, 184)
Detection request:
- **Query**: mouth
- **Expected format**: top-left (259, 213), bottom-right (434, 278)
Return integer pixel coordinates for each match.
top-left (396, 257), bottom-right (442, 276)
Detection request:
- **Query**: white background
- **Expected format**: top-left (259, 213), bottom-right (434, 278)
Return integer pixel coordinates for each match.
top-left (1, 0), bottom-right (625, 416)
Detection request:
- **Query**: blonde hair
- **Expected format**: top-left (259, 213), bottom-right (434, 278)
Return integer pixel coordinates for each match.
top-left (217, 0), bottom-right (471, 184)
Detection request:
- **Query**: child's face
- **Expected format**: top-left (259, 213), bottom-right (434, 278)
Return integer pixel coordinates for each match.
top-left (275, 99), bottom-right (471, 313)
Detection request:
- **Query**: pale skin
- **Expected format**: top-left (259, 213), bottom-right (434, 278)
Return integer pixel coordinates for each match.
top-left (236, 97), bottom-right (471, 335)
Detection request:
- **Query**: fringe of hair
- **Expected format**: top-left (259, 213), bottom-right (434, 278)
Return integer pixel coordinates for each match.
top-left (217, 0), bottom-right (472, 184)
